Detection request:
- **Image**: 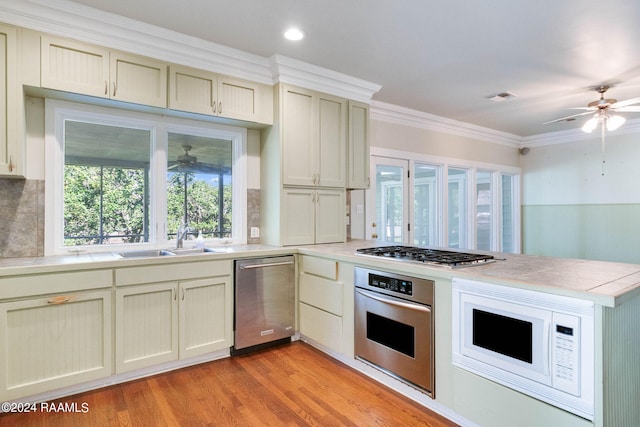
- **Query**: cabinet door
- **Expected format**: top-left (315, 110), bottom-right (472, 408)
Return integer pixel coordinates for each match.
top-left (282, 86), bottom-right (316, 186)
top-left (115, 283), bottom-right (178, 373)
top-left (179, 276), bottom-right (232, 359)
top-left (282, 187), bottom-right (316, 245)
top-left (317, 94), bottom-right (347, 187)
top-left (0, 24), bottom-right (22, 176)
top-left (348, 101), bottom-right (370, 189)
top-left (168, 65), bottom-right (217, 115)
top-left (316, 189), bottom-right (346, 244)
top-left (0, 290), bottom-right (112, 401)
top-left (110, 52), bottom-right (167, 108)
top-left (41, 36), bottom-right (110, 98)
top-left (218, 76), bottom-right (270, 123)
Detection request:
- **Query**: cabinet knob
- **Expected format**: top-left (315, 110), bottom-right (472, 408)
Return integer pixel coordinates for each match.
top-left (372, 222), bottom-right (377, 227)
top-left (371, 233), bottom-right (378, 239)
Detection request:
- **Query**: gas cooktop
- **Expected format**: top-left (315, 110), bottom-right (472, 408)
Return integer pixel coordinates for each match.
top-left (355, 245), bottom-right (495, 268)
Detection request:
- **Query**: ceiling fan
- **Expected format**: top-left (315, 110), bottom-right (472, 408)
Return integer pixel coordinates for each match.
top-left (544, 85), bottom-right (640, 175)
top-left (544, 85), bottom-right (640, 132)
top-left (168, 144), bottom-right (219, 174)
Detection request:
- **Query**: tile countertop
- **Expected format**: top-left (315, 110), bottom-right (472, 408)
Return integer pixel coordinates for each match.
top-left (298, 241), bottom-right (640, 308)
top-left (1, 240), bottom-right (639, 307)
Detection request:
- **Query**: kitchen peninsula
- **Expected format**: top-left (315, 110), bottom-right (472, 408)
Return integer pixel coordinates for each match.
top-left (1, 241), bottom-right (639, 427)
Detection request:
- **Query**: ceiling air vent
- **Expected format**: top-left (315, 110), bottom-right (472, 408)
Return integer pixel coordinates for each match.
top-left (486, 92), bottom-right (516, 102)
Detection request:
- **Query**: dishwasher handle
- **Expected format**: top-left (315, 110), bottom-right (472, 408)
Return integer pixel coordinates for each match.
top-left (239, 260), bottom-right (294, 270)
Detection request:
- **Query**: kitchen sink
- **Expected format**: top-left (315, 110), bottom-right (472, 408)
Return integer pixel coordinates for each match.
top-left (115, 247), bottom-right (220, 258)
top-left (116, 249), bottom-right (176, 258)
top-left (169, 247), bottom-right (218, 255)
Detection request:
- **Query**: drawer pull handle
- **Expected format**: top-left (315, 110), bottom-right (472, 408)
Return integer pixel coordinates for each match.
top-left (47, 296), bottom-right (72, 304)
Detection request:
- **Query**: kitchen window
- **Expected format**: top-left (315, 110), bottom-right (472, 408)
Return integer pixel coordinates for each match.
top-left (45, 100), bottom-right (247, 255)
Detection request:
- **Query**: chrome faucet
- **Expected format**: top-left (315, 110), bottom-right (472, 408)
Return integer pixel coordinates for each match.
top-left (176, 222), bottom-right (190, 249)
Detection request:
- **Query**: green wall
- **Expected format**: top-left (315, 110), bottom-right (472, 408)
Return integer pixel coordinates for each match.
top-left (522, 204), bottom-right (640, 264)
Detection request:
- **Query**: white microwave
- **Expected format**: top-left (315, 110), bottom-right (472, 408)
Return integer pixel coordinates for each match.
top-left (452, 278), bottom-right (595, 420)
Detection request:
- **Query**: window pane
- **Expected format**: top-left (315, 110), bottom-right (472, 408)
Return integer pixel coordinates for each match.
top-left (476, 171), bottom-right (492, 251)
top-left (376, 164), bottom-right (404, 243)
top-left (63, 121), bottom-right (150, 246)
top-left (414, 164), bottom-right (438, 246)
top-left (501, 174), bottom-right (516, 253)
top-left (167, 133), bottom-right (233, 241)
top-left (448, 167), bottom-right (467, 248)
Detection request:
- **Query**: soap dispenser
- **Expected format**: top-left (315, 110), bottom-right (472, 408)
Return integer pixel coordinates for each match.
top-left (196, 231), bottom-right (204, 249)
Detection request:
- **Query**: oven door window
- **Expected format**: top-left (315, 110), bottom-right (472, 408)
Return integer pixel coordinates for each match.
top-left (366, 312), bottom-right (415, 357)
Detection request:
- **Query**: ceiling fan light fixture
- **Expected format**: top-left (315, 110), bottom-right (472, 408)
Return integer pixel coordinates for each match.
top-left (581, 115), bottom-right (599, 133)
top-left (606, 114), bottom-right (625, 131)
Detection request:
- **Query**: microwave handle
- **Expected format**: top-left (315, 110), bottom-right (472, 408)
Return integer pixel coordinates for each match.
top-left (356, 288), bottom-right (431, 313)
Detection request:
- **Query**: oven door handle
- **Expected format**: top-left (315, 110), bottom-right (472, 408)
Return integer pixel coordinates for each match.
top-left (356, 288), bottom-right (431, 313)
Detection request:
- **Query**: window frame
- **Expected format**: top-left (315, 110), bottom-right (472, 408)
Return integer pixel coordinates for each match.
top-left (369, 147), bottom-right (521, 253)
top-left (45, 99), bottom-right (247, 255)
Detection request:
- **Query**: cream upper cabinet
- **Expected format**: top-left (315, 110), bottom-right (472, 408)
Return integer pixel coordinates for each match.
top-left (41, 36), bottom-right (167, 108)
top-left (168, 65), bottom-right (273, 124)
top-left (347, 101), bottom-right (370, 189)
top-left (282, 187), bottom-right (345, 245)
top-left (281, 85), bottom-right (347, 188)
top-left (0, 23), bottom-right (23, 177)
top-left (0, 289), bottom-right (112, 401)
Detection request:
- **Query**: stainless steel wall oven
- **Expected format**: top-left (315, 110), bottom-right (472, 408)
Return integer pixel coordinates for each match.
top-left (354, 267), bottom-right (435, 396)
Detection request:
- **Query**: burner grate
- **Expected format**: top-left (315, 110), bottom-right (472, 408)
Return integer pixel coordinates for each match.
top-left (356, 246), bottom-right (494, 267)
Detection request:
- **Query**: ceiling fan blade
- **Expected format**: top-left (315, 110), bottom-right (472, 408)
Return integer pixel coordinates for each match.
top-left (614, 106), bottom-right (640, 113)
top-left (543, 111), bottom-right (594, 125)
top-left (610, 97), bottom-right (640, 109)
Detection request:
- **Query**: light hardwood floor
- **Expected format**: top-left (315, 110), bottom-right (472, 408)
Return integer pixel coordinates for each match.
top-left (0, 341), bottom-right (458, 426)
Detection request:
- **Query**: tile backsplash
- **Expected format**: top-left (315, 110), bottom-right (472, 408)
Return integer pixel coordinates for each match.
top-left (0, 178), bottom-right (45, 258)
top-left (0, 179), bottom-right (261, 259)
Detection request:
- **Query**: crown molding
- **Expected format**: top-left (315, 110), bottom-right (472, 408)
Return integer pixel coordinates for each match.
top-left (269, 54), bottom-right (381, 103)
top-left (0, 0), bottom-right (380, 101)
top-left (370, 100), bottom-right (523, 147)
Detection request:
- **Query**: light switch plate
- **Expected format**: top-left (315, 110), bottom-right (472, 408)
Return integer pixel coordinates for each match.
top-left (250, 227), bottom-right (260, 238)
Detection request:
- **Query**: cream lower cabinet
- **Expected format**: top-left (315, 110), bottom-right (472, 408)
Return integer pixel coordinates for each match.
top-left (282, 187), bottom-right (345, 245)
top-left (41, 35), bottom-right (167, 107)
top-left (179, 277), bottom-right (232, 359)
top-left (115, 263), bottom-right (232, 373)
top-left (0, 289), bottom-right (112, 401)
top-left (168, 65), bottom-right (273, 124)
top-left (298, 256), bottom-right (347, 353)
top-left (115, 282), bottom-right (179, 373)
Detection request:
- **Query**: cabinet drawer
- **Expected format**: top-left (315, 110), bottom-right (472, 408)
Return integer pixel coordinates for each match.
top-left (301, 256), bottom-right (338, 280)
top-left (299, 272), bottom-right (342, 316)
top-left (115, 260), bottom-right (231, 286)
top-left (299, 302), bottom-right (342, 353)
top-left (0, 269), bottom-right (113, 300)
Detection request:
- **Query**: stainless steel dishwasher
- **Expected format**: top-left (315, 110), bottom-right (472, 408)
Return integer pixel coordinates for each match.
top-left (232, 255), bottom-right (295, 355)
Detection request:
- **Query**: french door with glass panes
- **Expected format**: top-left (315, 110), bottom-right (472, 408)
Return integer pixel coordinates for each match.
top-left (367, 157), bottom-right (440, 245)
top-left (367, 157), bottom-right (409, 243)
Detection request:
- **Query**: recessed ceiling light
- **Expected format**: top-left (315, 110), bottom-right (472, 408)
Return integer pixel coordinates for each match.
top-left (284, 28), bottom-right (304, 41)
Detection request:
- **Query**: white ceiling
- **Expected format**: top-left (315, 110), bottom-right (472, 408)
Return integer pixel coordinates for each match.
top-left (32, 1), bottom-right (640, 136)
